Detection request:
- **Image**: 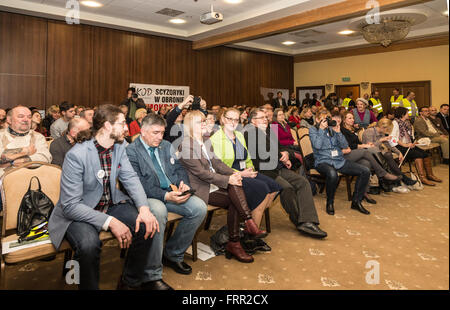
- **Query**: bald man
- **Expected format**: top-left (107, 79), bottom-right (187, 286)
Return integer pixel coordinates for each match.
top-left (50, 117), bottom-right (91, 167)
top-left (0, 106), bottom-right (52, 177)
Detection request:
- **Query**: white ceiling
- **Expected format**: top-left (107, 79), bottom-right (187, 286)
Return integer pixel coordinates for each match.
top-left (0, 0), bottom-right (448, 55)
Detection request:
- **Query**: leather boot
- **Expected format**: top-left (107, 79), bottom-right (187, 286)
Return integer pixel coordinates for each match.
top-left (415, 158), bottom-right (435, 186)
top-left (225, 241), bottom-right (254, 263)
top-left (424, 157), bottom-right (442, 183)
top-left (228, 185), bottom-right (267, 237)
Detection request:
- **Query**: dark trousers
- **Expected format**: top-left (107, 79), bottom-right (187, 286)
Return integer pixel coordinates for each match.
top-left (316, 160), bottom-right (370, 204)
top-left (209, 185), bottom-right (252, 242)
top-left (269, 168), bottom-right (319, 226)
top-left (397, 145), bottom-right (429, 160)
top-left (65, 202), bottom-right (153, 290)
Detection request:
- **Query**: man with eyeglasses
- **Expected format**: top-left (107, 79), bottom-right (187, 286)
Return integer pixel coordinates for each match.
top-left (49, 104), bottom-right (160, 290)
top-left (244, 108), bottom-right (327, 239)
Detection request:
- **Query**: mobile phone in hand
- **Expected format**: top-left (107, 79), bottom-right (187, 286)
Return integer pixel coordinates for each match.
top-left (180, 189), bottom-right (196, 196)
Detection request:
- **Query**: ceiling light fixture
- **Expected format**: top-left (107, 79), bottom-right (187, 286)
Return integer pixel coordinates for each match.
top-left (338, 30), bottom-right (355, 35)
top-left (169, 18), bottom-right (186, 24)
top-left (282, 41), bottom-right (296, 46)
top-left (225, 0), bottom-right (243, 4)
top-left (80, 1), bottom-right (103, 8)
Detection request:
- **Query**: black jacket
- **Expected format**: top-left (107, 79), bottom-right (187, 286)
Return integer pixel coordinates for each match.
top-left (243, 125), bottom-right (295, 179)
top-left (121, 98), bottom-right (146, 124)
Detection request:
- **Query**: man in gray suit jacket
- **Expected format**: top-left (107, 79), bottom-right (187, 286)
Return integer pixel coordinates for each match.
top-left (126, 113), bottom-right (207, 277)
top-left (48, 104), bottom-right (165, 290)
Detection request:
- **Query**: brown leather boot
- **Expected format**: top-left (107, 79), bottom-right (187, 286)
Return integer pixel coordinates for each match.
top-left (415, 158), bottom-right (435, 186)
top-left (225, 241), bottom-right (254, 263)
top-left (424, 157), bottom-right (442, 183)
top-left (228, 185), bottom-right (267, 238)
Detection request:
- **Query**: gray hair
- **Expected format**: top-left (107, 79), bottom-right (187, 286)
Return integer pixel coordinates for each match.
top-left (141, 113), bottom-right (167, 129)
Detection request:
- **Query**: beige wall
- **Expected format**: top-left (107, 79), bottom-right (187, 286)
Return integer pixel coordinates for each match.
top-left (294, 45), bottom-right (449, 107)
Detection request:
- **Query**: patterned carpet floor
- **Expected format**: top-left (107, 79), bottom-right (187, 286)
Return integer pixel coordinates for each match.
top-left (3, 165), bottom-right (448, 290)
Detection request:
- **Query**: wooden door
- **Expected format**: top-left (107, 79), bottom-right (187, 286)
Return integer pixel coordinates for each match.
top-left (372, 81), bottom-right (431, 112)
top-left (335, 84), bottom-right (360, 101)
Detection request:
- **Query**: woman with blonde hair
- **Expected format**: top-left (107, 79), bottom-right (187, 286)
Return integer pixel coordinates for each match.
top-left (42, 105), bottom-right (60, 133)
top-left (129, 108), bottom-right (147, 136)
top-left (179, 110), bottom-right (266, 263)
top-left (299, 107), bottom-right (315, 128)
top-left (210, 108), bottom-right (281, 252)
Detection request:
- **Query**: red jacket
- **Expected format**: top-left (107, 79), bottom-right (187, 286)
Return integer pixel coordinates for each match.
top-left (129, 120), bottom-right (142, 137)
top-left (272, 121), bottom-right (295, 146)
top-left (288, 115), bottom-right (301, 129)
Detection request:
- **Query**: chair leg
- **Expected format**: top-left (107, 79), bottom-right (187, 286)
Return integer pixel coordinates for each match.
top-left (203, 210), bottom-right (215, 231)
top-left (192, 231), bottom-right (199, 262)
top-left (62, 249), bottom-right (72, 278)
top-left (0, 257), bottom-right (6, 290)
top-left (264, 208), bottom-right (271, 233)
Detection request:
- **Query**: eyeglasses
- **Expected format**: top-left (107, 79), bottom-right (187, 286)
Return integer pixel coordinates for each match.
top-left (224, 116), bottom-right (239, 123)
top-left (114, 121), bottom-right (127, 127)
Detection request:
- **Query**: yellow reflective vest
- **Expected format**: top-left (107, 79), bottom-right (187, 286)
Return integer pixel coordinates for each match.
top-left (342, 98), bottom-right (352, 108)
top-left (390, 95), bottom-right (404, 108)
top-left (401, 98), bottom-right (418, 117)
top-left (370, 98), bottom-right (383, 113)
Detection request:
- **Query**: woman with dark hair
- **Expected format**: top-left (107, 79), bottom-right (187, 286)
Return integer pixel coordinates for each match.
top-left (287, 107), bottom-right (301, 129)
top-left (391, 107), bottom-right (441, 186)
top-left (272, 108), bottom-right (299, 150)
top-left (31, 110), bottom-right (49, 137)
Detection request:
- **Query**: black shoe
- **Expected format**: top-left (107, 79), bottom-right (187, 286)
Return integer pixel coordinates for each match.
top-left (402, 174), bottom-right (418, 186)
top-left (116, 277), bottom-right (140, 290)
top-left (162, 256), bottom-right (192, 275)
top-left (141, 279), bottom-right (174, 290)
top-left (351, 201), bottom-right (370, 215)
top-left (326, 202), bottom-right (334, 215)
top-left (296, 222), bottom-right (327, 239)
top-left (363, 195), bottom-right (377, 204)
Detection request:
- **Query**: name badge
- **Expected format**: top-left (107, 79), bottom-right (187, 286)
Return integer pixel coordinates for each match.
top-left (240, 161), bottom-right (246, 170)
top-left (97, 170), bottom-right (105, 179)
top-left (170, 157), bottom-right (175, 165)
top-left (331, 150), bottom-right (339, 157)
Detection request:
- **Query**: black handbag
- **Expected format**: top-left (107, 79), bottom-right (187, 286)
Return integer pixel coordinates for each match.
top-left (17, 176), bottom-right (54, 242)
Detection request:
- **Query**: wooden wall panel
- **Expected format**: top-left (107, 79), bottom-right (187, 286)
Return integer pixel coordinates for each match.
top-left (0, 11), bottom-right (293, 111)
top-left (46, 21), bottom-right (93, 108)
top-left (91, 27), bottom-right (134, 106)
top-left (0, 12), bottom-right (47, 109)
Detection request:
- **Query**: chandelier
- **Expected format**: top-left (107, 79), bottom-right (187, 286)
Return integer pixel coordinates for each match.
top-left (361, 19), bottom-right (411, 47)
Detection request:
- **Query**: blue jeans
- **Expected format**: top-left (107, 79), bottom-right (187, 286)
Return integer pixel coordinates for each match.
top-left (65, 202), bottom-right (154, 290)
top-left (145, 195), bottom-right (206, 281)
top-left (316, 160), bottom-right (370, 204)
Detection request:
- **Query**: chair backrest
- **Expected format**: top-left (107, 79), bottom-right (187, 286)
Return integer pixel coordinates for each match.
top-left (1, 162), bottom-right (61, 233)
top-left (290, 128), bottom-right (298, 144)
top-left (298, 128), bottom-right (314, 157)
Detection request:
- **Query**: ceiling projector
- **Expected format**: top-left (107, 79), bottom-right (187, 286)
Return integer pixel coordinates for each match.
top-left (200, 5), bottom-right (223, 25)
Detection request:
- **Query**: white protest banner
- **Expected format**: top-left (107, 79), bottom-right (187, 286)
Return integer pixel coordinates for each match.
top-left (130, 83), bottom-right (190, 112)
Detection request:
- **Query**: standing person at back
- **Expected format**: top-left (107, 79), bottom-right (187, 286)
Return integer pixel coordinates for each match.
top-left (50, 101), bottom-right (76, 139)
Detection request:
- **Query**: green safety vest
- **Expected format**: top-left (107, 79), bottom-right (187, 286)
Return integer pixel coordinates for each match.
top-left (401, 98), bottom-right (418, 117)
top-left (342, 98), bottom-right (352, 108)
top-left (390, 95), bottom-right (404, 108)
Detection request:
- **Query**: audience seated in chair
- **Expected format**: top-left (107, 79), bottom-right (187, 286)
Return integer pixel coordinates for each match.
top-left (126, 112), bottom-right (207, 278)
top-left (50, 118), bottom-right (91, 167)
top-left (309, 109), bottom-right (371, 216)
top-left (352, 98), bottom-right (378, 129)
top-left (50, 101), bottom-right (76, 139)
top-left (210, 108), bottom-right (282, 252)
top-left (414, 106), bottom-right (449, 164)
top-left (245, 108), bottom-right (327, 239)
top-left (0, 106), bottom-right (52, 178)
top-left (272, 108), bottom-right (300, 151)
top-left (179, 110), bottom-right (266, 263)
top-left (391, 107), bottom-right (441, 186)
top-left (128, 108), bottom-right (147, 137)
top-left (48, 104), bottom-right (161, 290)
